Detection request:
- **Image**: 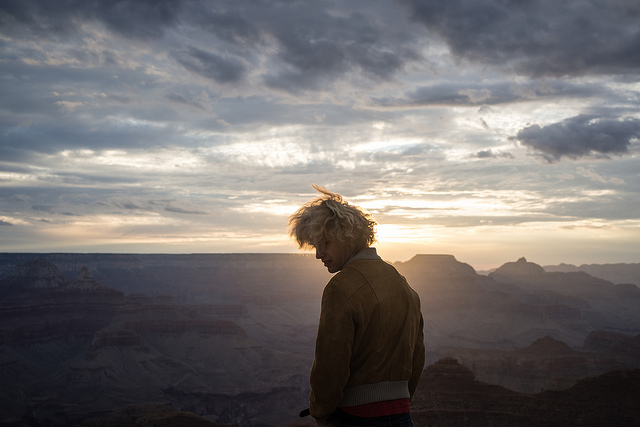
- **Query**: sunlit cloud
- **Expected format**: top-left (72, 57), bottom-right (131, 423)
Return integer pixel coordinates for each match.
top-left (233, 200), bottom-right (299, 217)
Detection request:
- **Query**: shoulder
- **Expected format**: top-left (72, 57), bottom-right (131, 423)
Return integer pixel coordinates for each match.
top-left (346, 259), bottom-right (403, 280)
top-left (326, 267), bottom-right (368, 295)
top-left (325, 260), bottom-right (390, 295)
top-left (345, 259), bottom-right (420, 300)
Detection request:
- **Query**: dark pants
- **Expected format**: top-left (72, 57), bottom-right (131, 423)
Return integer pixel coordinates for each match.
top-left (326, 408), bottom-right (413, 427)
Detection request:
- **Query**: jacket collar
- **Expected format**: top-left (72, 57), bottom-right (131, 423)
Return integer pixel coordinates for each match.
top-left (343, 247), bottom-right (381, 268)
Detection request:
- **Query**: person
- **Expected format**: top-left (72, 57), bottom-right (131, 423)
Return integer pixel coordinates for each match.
top-left (288, 185), bottom-right (425, 427)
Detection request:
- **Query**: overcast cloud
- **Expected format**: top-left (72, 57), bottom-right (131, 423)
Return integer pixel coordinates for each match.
top-left (1, 0), bottom-right (639, 268)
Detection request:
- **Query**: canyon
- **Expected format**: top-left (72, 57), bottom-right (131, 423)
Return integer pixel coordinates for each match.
top-left (1, 253), bottom-right (639, 425)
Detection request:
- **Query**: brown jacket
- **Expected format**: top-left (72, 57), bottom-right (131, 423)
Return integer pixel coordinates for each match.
top-left (309, 252), bottom-right (425, 419)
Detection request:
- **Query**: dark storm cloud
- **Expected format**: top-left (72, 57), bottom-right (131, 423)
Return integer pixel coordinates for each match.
top-left (165, 92), bottom-right (205, 111)
top-left (0, 58), bottom-right (197, 155)
top-left (185, 2), bottom-right (261, 46)
top-left (1, 0), bottom-right (422, 92)
top-left (174, 47), bottom-right (246, 84)
top-left (94, 0), bottom-right (182, 40)
top-left (0, 163), bottom-right (33, 175)
top-left (373, 80), bottom-right (609, 107)
top-left (165, 206), bottom-right (207, 215)
top-left (119, 202), bottom-right (144, 210)
top-left (184, 1), bottom-right (423, 91)
top-left (265, 32), bottom-right (420, 92)
top-left (0, 61), bottom-right (160, 121)
top-left (515, 115), bottom-right (640, 162)
top-left (402, 0), bottom-right (640, 77)
top-left (53, 171), bottom-right (143, 186)
top-left (258, 3), bottom-right (423, 92)
top-left (107, 200), bottom-right (207, 215)
top-left (472, 149), bottom-right (514, 160)
top-left (1, 115), bottom-right (181, 154)
top-left (0, 0), bottom-right (182, 40)
top-left (406, 82), bottom-right (517, 105)
top-left (31, 204), bottom-right (55, 213)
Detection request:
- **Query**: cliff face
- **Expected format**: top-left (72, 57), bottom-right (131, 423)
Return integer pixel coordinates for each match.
top-left (0, 259), bottom-right (309, 427)
top-left (393, 255), bottom-right (640, 356)
top-left (0, 253), bottom-right (327, 300)
top-left (492, 257), bottom-right (546, 278)
top-left (395, 254), bottom-right (478, 278)
top-left (544, 262), bottom-right (640, 286)
top-left (446, 334), bottom-right (640, 394)
top-left (1, 257), bottom-right (68, 290)
top-left (411, 357), bottom-right (640, 427)
top-left (490, 257), bottom-right (614, 292)
top-left (0, 261), bottom-right (125, 346)
top-left (583, 330), bottom-right (640, 358)
top-left (1, 253), bottom-right (639, 426)
top-left (89, 359), bottom-right (640, 427)
top-left (488, 257), bottom-right (640, 334)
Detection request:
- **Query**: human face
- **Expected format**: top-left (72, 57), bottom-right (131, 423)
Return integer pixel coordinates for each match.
top-left (315, 239), bottom-right (357, 273)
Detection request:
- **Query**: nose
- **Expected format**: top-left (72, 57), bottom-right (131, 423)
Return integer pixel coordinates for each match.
top-left (315, 247), bottom-right (324, 259)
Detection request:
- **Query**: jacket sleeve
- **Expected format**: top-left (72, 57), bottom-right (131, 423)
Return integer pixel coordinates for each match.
top-left (309, 281), bottom-right (354, 419)
top-left (408, 311), bottom-right (425, 398)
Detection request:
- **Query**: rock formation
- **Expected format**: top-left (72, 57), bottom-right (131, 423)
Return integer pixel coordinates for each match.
top-left (0, 259), bottom-right (310, 426)
top-left (80, 404), bottom-right (225, 427)
top-left (447, 334), bottom-right (640, 393)
top-left (411, 357), bottom-right (640, 426)
top-left (1, 253), bottom-right (639, 426)
top-left (393, 254), bottom-right (640, 355)
top-left (583, 330), bottom-right (640, 359)
top-left (544, 262), bottom-right (640, 286)
top-left (0, 257), bottom-right (67, 291)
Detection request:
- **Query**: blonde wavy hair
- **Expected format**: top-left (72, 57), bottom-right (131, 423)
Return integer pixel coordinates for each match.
top-left (288, 185), bottom-right (377, 251)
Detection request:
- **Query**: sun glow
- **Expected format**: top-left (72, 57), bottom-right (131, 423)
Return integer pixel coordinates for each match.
top-left (360, 189), bottom-right (552, 222)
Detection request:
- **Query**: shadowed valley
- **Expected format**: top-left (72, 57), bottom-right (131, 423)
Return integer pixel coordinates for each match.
top-left (1, 254), bottom-right (639, 426)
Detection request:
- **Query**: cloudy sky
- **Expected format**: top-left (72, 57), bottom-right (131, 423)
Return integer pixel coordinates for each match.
top-left (1, 0), bottom-right (639, 269)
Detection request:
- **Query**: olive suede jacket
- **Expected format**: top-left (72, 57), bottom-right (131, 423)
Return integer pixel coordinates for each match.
top-left (309, 249), bottom-right (425, 419)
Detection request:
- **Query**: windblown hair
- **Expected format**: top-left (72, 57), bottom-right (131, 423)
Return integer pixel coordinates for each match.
top-left (288, 185), bottom-right (377, 251)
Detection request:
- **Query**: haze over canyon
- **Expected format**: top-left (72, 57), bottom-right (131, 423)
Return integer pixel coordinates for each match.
top-left (1, 253), bottom-right (639, 426)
